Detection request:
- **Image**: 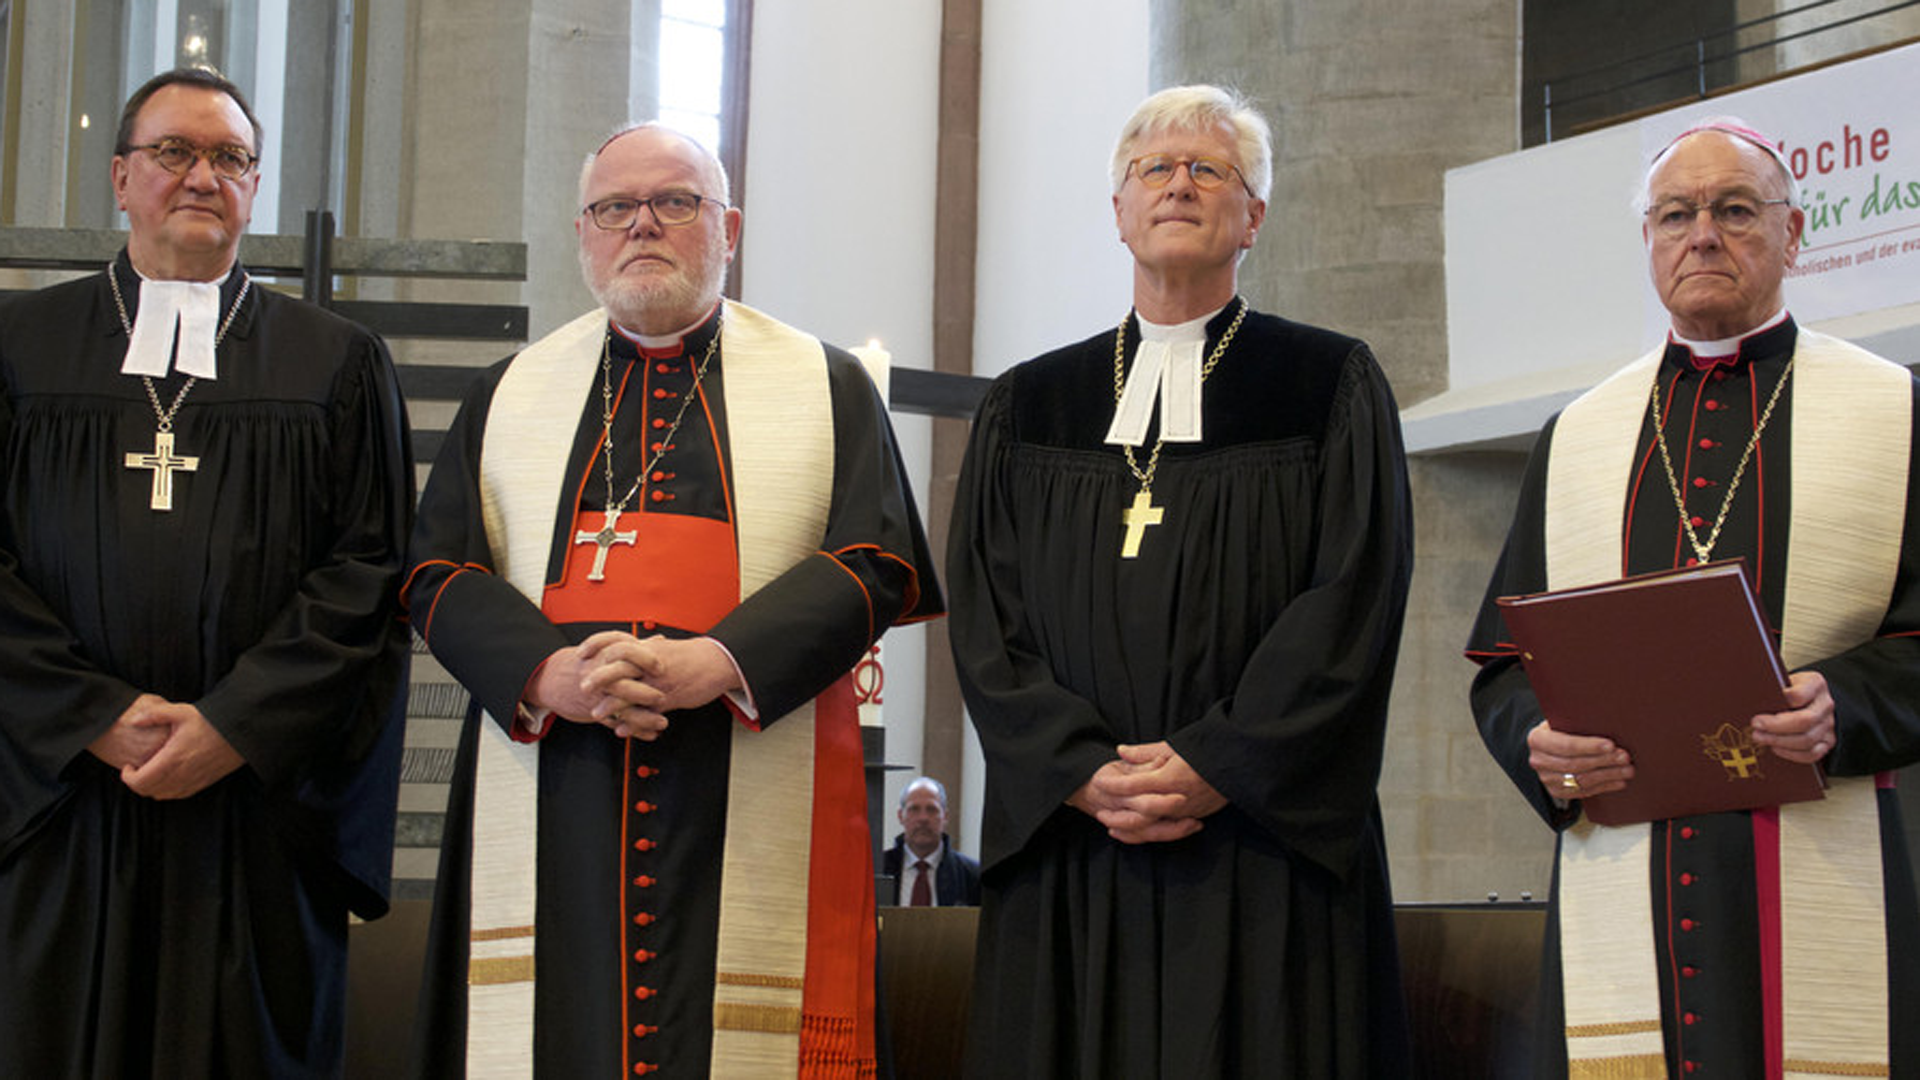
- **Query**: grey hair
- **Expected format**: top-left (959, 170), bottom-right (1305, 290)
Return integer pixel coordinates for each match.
top-left (1636, 115), bottom-right (1801, 215)
top-left (899, 776), bottom-right (949, 811)
top-left (576, 121), bottom-right (732, 212)
top-left (1110, 84), bottom-right (1272, 202)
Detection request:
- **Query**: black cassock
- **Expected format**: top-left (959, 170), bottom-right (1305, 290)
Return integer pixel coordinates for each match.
top-left (948, 306), bottom-right (1414, 1079)
top-left (405, 315), bottom-right (941, 1079)
top-left (0, 255), bottom-right (413, 1078)
top-left (1466, 320), bottom-right (1920, 1077)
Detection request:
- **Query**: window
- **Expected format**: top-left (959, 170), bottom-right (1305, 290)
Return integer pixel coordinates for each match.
top-left (660, 0), bottom-right (728, 155)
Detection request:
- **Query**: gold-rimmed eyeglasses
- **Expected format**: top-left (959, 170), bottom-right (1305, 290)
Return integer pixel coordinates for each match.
top-left (582, 192), bottom-right (725, 230)
top-left (1125, 154), bottom-right (1253, 196)
top-left (1646, 195), bottom-right (1791, 240)
top-left (126, 138), bottom-right (259, 181)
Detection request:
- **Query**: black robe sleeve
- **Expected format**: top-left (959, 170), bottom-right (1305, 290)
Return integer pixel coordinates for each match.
top-left (194, 333), bottom-right (416, 784)
top-left (404, 361), bottom-right (574, 725)
top-left (0, 401), bottom-right (144, 852)
top-left (707, 349), bottom-right (942, 723)
top-left (946, 378), bottom-right (1130, 867)
top-left (1162, 351), bottom-right (1414, 878)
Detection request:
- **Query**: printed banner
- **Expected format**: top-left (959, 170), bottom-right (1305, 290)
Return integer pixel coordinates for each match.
top-left (1639, 41), bottom-right (1920, 328)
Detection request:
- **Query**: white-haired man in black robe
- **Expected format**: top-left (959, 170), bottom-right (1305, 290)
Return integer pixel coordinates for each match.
top-left (948, 84), bottom-right (1414, 1078)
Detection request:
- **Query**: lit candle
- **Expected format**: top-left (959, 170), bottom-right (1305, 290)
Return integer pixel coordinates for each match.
top-left (849, 338), bottom-right (891, 403)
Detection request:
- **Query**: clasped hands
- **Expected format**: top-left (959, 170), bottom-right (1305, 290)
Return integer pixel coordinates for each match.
top-left (86, 692), bottom-right (244, 800)
top-left (1529, 668), bottom-right (1836, 798)
top-left (1068, 741), bottom-right (1227, 845)
top-left (532, 629), bottom-right (741, 740)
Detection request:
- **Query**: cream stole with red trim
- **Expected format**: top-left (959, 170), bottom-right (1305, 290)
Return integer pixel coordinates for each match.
top-left (466, 300), bottom-right (835, 1077)
top-left (1544, 329), bottom-right (1907, 1079)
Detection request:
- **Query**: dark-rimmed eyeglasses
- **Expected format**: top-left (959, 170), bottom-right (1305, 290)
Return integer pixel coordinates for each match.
top-left (1125, 154), bottom-right (1253, 196)
top-left (582, 192), bottom-right (725, 230)
top-left (1646, 195), bottom-right (1791, 240)
top-left (127, 138), bottom-right (258, 181)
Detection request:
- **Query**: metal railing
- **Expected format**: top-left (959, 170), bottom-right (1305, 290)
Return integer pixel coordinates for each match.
top-left (1543, 0), bottom-right (1920, 141)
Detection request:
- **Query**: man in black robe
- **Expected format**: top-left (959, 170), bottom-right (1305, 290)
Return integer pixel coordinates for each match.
top-left (948, 84), bottom-right (1414, 1078)
top-left (1467, 118), bottom-right (1920, 1076)
top-left (0, 68), bottom-right (413, 1078)
top-left (405, 123), bottom-right (940, 1078)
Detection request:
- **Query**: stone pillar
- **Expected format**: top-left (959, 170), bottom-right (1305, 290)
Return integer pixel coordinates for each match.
top-left (395, 0), bottom-right (648, 341)
top-left (1148, 0), bottom-right (1536, 900)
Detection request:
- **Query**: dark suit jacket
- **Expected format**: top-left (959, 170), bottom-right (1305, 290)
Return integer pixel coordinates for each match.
top-left (882, 833), bottom-right (982, 906)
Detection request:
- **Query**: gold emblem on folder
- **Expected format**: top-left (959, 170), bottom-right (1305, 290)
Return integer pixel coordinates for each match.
top-left (1700, 723), bottom-right (1765, 780)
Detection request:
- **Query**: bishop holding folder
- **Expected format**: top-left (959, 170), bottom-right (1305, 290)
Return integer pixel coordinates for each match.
top-left (1467, 117), bottom-right (1920, 1077)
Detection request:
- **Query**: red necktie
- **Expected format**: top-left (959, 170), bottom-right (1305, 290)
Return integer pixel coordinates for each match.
top-left (911, 859), bottom-right (932, 906)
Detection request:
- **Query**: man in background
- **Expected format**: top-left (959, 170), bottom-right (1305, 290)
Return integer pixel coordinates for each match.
top-left (882, 776), bottom-right (982, 907)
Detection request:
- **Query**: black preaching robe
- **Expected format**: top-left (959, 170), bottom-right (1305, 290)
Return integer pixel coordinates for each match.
top-left (948, 305), bottom-right (1415, 1079)
top-left (0, 254), bottom-right (413, 1079)
top-left (1466, 319), bottom-right (1920, 1077)
top-left (405, 309), bottom-right (941, 1079)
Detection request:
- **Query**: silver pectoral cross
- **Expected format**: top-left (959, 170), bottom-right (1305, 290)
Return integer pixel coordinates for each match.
top-left (1120, 487), bottom-right (1164, 559)
top-left (574, 508), bottom-right (638, 582)
top-left (125, 430), bottom-right (199, 511)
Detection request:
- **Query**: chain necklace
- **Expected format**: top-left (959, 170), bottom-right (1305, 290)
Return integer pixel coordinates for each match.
top-left (1109, 296), bottom-right (1247, 558)
top-left (107, 261), bottom-right (251, 511)
top-left (572, 322), bottom-right (722, 582)
top-left (1648, 355), bottom-right (1793, 565)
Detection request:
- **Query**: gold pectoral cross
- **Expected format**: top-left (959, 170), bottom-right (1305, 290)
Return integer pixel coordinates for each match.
top-left (1120, 487), bottom-right (1163, 559)
top-left (125, 430), bottom-right (199, 511)
top-left (574, 508), bottom-right (638, 582)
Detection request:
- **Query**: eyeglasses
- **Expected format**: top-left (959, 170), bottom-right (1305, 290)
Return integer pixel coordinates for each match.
top-left (1646, 195), bottom-right (1791, 239)
top-left (1125, 154), bottom-right (1253, 196)
top-left (127, 138), bottom-right (259, 181)
top-left (582, 192), bottom-right (725, 230)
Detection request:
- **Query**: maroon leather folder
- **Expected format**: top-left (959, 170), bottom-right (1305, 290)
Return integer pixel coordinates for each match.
top-left (1496, 560), bottom-right (1824, 825)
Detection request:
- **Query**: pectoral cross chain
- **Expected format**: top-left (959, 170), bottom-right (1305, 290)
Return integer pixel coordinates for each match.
top-left (125, 431), bottom-right (199, 512)
top-left (574, 508), bottom-right (638, 581)
top-left (1120, 487), bottom-right (1164, 559)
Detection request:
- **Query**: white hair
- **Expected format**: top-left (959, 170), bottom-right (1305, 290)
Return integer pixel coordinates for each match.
top-left (1110, 84), bottom-right (1273, 201)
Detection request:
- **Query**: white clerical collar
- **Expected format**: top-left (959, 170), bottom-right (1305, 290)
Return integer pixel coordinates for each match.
top-left (1104, 303), bottom-right (1225, 447)
top-left (611, 301), bottom-right (722, 352)
top-left (1669, 307), bottom-right (1789, 360)
top-left (121, 270), bottom-right (230, 380)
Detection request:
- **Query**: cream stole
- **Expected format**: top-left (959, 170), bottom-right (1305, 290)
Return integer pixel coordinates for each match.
top-left (1544, 329), bottom-right (1907, 1079)
top-left (466, 300), bottom-right (835, 1077)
